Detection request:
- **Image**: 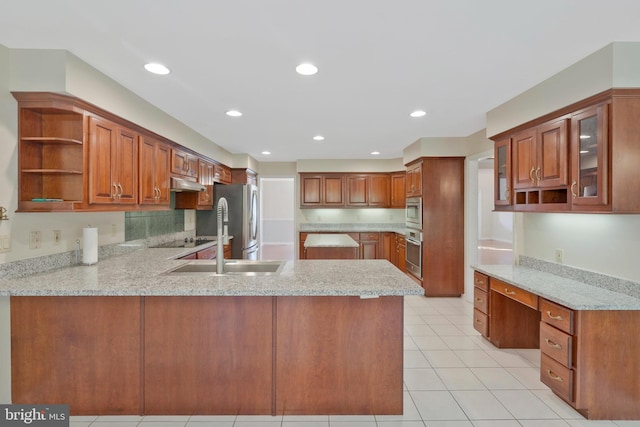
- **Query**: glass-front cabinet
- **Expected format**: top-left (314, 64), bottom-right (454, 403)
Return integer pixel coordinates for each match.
top-left (494, 138), bottom-right (512, 207)
top-left (570, 103), bottom-right (609, 208)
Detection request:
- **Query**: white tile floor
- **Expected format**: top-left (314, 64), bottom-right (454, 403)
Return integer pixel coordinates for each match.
top-left (70, 296), bottom-right (640, 427)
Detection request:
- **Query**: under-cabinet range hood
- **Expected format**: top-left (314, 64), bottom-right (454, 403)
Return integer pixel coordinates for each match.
top-left (170, 177), bottom-right (206, 192)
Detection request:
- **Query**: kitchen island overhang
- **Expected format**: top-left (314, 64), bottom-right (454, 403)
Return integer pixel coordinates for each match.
top-left (2, 253), bottom-right (422, 416)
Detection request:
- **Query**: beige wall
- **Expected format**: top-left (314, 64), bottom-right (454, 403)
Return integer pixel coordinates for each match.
top-left (404, 129), bottom-right (492, 162)
top-left (297, 158), bottom-right (405, 173)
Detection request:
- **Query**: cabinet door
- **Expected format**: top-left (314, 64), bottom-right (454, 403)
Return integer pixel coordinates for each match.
top-left (323, 175), bottom-right (345, 206)
top-left (346, 175), bottom-right (368, 206)
top-left (197, 159), bottom-right (214, 207)
top-left (300, 175), bottom-right (322, 206)
top-left (537, 118), bottom-right (568, 188)
top-left (512, 128), bottom-right (536, 189)
top-left (494, 138), bottom-right (512, 206)
top-left (113, 126), bottom-right (138, 204)
top-left (369, 174), bottom-right (390, 207)
top-left (390, 173), bottom-right (406, 208)
top-left (155, 142), bottom-right (171, 205)
top-left (571, 104), bottom-right (609, 208)
top-left (360, 240), bottom-right (379, 259)
top-left (396, 235), bottom-right (406, 272)
top-left (89, 117), bottom-right (117, 204)
top-left (381, 232), bottom-right (396, 264)
top-left (406, 162), bottom-right (422, 197)
top-left (171, 148), bottom-right (198, 178)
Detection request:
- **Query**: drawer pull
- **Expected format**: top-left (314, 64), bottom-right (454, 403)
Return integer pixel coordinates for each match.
top-left (546, 311), bottom-right (564, 321)
top-left (546, 369), bottom-right (564, 382)
top-left (475, 297), bottom-right (484, 302)
top-left (544, 338), bottom-right (562, 349)
top-left (475, 318), bottom-right (482, 323)
top-left (504, 288), bottom-right (517, 295)
top-left (475, 279), bottom-right (484, 284)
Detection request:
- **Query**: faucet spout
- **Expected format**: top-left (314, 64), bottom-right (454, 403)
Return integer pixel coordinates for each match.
top-left (216, 197), bottom-right (229, 274)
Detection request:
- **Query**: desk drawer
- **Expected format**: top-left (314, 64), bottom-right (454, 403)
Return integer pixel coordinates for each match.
top-left (473, 309), bottom-right (489, 337)
top-left (359, 232), bottom-right (379, 241)
top-left (541, 353), bottom-right (574, 403)
top-left (473, 287), bottom-right (489, 314)
top-left (473, 271), bottom-right (489, 291)
top-left (540, 298), bottom-right (574, 335)
top-left (490, 279), bottom-right (538, 310)
top-left (540, 322), bottom-right (573, 367)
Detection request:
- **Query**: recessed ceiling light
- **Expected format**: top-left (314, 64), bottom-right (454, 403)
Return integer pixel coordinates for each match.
top-left (144, 63), bottom-right (170, 75)
top-left (261, 151), bottom-right (271, 155)
top-left (226, 110), bottom-right (242, 117)
top-left (296, 63), bottom-right (318, 76)
top-left (410, 110), bottom-right (426, 118)
top-left (371, 151), bottom-right (381, 156)
top-left (313, 135), bottom-right (325, 141)
top-left (580, 150), bottom-right (590, 154)
top-left (579, 135), bottom-right (591, 139)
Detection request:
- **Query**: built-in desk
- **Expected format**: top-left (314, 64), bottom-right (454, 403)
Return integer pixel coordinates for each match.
top-left (473, 265), bottom-right (640, 420)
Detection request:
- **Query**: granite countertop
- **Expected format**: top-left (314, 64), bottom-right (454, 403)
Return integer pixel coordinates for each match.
top-left (473, 264), bottom-right (640, 310)
top-left (0, 245), bottom-right (423, 297)
top-left (304, 234), bottom-right (359, 248)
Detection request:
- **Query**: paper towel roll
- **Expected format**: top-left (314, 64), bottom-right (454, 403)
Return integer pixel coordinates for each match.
top-left (82, 226), bottom-right (98, 265)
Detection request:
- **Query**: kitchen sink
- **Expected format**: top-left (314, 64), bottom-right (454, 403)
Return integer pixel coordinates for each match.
top-left (164, 260), bottom-right (285, 276)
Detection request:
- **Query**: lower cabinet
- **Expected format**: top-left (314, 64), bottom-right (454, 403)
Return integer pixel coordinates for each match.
top-left (473, 269), bottom-right (640, 420)
top-left (144, 297), bottom-right (273, 414)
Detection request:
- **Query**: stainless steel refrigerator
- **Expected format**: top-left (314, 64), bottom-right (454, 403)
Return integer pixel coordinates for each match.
top-left (196, 184), bottom-right (259, 260)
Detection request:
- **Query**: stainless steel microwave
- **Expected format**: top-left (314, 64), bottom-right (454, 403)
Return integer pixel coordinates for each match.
top-left (406, 197), bottom-right (422, 229)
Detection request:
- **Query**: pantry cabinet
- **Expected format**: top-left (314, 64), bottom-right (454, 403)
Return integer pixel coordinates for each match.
top-left (88, 116), bottom-right (138, 205)
top-left (492, 89), bottom-right (640, 213)
top-left (139, 135), bottom-right (170, 206)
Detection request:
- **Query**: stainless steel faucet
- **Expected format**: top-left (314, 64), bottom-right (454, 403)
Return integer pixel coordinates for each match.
top-left (216, 197), bottom-right (229, 274)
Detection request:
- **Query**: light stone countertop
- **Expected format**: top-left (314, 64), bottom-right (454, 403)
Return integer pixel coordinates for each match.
top-left (304, 234), bottom-right (359, 248)
top-left (473, 264), bottom-right (640, 310)
top-left (300, 223), bottom-right (407, 234)
top-left (0, 245), bottom-right (423, 297)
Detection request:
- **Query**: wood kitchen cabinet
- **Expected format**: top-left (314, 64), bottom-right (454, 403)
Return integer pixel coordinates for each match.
top-left (171, 147), bottom-right (198, 178)
top-left (88, 116), bottom-right (138, 205)
top-left (493, 138), bottom-right (512, 208)
top-left (138, 135), bottom-right (170, 206)
top-left (472, 271), bottom-right (490, 338)
top-left (358, 232), bottom-right (379, 259)
top-left (197, 159), bottom-right (214, 208)
top-left (300, 174), bottom-right (345, 207)
top-left (231, 168), bottom-right (257, 185)
top-left (345, 174), bottom-right (390, 207)
top-left (405, 160), bottom-right (422, 197)
top-left (214, 163), bottom-right (232, 184)
top-left (395, 234), bottom-right (406, 272)
top-left (14, 93), bottom-right (86, 212)
top-left (390, 172), bottom-right (406, 208)
top-left (492, 89), bottom-right (640, 213)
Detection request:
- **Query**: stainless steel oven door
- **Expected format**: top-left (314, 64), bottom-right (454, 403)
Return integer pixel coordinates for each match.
top-left (405, 233), bottom-right (422, 280)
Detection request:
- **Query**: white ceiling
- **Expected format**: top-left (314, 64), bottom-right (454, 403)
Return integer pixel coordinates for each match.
top-left (2, 0), bottom-right (640, 162)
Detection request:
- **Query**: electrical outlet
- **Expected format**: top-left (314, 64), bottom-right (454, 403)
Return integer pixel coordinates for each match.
top-left (29, 231), bottom-right (41, 249)
top-left (555, 248), bottom-right (564, 263)
top-left (53, 230), bottom-right (61, 245)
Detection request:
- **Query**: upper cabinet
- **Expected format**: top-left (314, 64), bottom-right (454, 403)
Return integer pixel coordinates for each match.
top-left (494, 138), bottom-right (512, 208)
top-left (491, 89), bottom-right (640, 213)
top-left (171, 148), bottom-right (198, 179)
top-left (88, 116), bottom-right (138, 205)
top-left (13, 92), bottom-right (234, 213)
top-left (300, 174), bottom-right (345, 207)
top-left (300, 172), bottom-right (401, 208)
top-left (15, 93), bottom-right (85, 212)
top-left (390, 172), bottom-right (406, 208)
top-left (405, 161), bottom-right (422, 197)
top-left (139, 135), bottom-right (170, 206)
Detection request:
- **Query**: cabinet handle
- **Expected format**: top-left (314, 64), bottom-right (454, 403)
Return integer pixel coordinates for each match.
top-left (475, 279), bottom-right (483, 284)
top-left (111, 183), bottom-right (117, 199)
top-left (570, 180), bottom-right (578, 199)
top-left (117, 183), bottom-right (124, 199)
top-left (544, 338), bottom-right (562, 349)
top-left (546, 370), bottom-right (563, 382)
top-left (505, 185), bottom-right (510, 200)
top-left (529, 166), bottom-right (536, 184)
top-left (546, 311), bottom-right (563, 321)
top-left (475, 297), bottom-right (484, 303)
top-left (504, 288), bottom-right (516, 296)
top-left (536, 167), bottom-right (541, 184)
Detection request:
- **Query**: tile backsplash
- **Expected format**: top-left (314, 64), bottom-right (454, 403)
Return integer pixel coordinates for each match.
top-left (125, 210), bottom-right (184, 241)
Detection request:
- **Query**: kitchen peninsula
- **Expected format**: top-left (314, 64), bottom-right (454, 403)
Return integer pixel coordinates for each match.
top-left (1, 245), bottom-right (422, 416)
top-left (303, 233), bottom-right (359, 259)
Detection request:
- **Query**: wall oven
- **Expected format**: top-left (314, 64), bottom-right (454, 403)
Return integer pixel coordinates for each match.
top-left (405, 229), bottom-right (422, 279)
top-left (406, 197), bottom-right (422, 230)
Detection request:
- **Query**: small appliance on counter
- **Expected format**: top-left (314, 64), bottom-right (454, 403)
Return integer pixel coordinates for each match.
top-left (196, 184), bottom-right (259, 260)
